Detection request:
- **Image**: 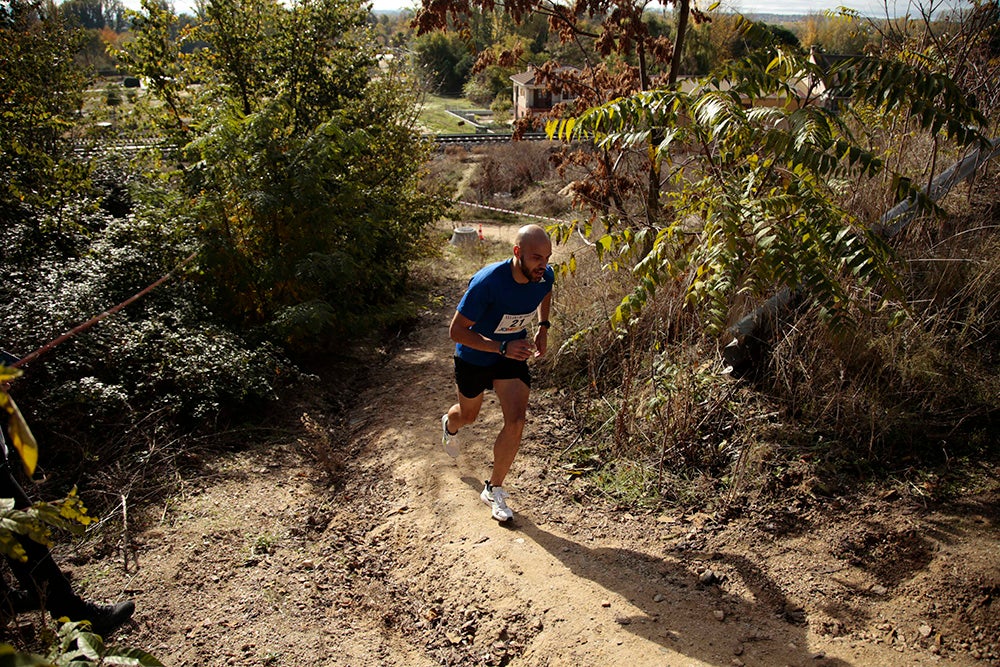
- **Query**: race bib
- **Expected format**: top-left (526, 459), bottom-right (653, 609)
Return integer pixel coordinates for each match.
top-left (494, 312), bottom-right (534, 335)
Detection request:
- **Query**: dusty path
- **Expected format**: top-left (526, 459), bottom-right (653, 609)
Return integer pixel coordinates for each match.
top-left (69, 227), bottom-right (998, 666)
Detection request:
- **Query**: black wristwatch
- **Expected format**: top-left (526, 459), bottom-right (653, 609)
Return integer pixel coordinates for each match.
top-left (499, 340), bottom-right (508, 357)
top-left (538, 320), bottom-right (551, 329)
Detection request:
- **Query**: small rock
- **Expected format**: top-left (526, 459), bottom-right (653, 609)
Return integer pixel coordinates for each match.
top-left (601, 601), bottom-right (612, 608)
top-left (700, 570), bottom-right (718, 585)
top-left (871, 584), bottom-right (888, 595)
top-left (812, 652), bottom-right (826, 659)
top-left (714, 609), bottom-right (726, 622)
top-left (919, 624), bottom-right (933, 638)
top-left (784, 605), bottom-right (806, 624)
top-left (731, 659), bottom-right (745, 667)
top-left (653, 593), bottom-right (666, 603)
top-left (733, 642), bottom-right (744, 655)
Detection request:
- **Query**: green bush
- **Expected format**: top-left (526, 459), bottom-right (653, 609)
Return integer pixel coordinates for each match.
top-left (2, 0), bottom-right (444, 491)
top-left (0, 200), bottom-right (287, 470)
top-left (0, 0), bottom-right (88, 214)
top-left (132, 0), bottom-right (446, 351)
top-left (0, 621), bottom-right (163, 666)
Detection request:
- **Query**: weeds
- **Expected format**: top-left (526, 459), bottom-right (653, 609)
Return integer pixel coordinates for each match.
top-left (250, 533), bottom-right (277, 557)
top-left (299, 412), bottom-right (344, 484)
top-left (469, 142), bottom-right (563, 205)
top-left (546, 242), bottom-right (757, 508)
top-left (538, 167), bottom-right (998, 513)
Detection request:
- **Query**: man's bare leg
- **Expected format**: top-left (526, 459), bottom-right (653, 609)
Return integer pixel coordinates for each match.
top-left (489, 378), bottom-right (530, 487)
top-left (446, 390), bottom-right (483, 434)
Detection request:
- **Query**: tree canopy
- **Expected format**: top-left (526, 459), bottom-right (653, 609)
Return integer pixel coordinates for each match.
top-left (117, 0), bottom-right (443, 345)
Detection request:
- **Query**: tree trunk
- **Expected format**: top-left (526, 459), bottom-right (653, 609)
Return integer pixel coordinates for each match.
top-left (669, 0), bottom-right (691, 86)
top-left (646, 0), bottom-right (692, 224)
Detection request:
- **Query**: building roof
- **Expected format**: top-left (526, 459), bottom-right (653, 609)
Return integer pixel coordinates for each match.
top-left (510, 70), bottom-right (537, 86)
top-left (510, 66), bottom-right (581, 87)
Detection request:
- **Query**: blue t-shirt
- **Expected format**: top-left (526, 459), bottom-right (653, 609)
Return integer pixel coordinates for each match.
top-left (455, 259), bottom-right (554, 366)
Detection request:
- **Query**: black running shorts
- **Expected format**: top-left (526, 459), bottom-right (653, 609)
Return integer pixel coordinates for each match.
top-left (454, 355), bottom-right (531, 399)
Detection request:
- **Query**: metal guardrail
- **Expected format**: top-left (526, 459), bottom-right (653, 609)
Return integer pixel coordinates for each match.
top-left (71, 137), bottom-right (175, 159)
top-left (429, 132), bottom-right (551, 147)
top-left (71, 132), bottom-right (554, 158)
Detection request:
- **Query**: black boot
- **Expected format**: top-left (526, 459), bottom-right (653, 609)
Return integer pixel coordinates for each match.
top-left (83, 600), bottom-right (136, 637)
top-left (60, 600), bottom-right (136, 637)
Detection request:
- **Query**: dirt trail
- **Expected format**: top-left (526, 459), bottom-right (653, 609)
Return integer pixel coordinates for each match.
top-left (68, 226), bottom-right (998, 666)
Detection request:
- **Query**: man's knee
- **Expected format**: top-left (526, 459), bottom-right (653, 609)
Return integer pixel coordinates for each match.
top-left (457, 406), bottom-right (480, 425)
top-left (456, 394), bottom-right (484, 424)
top-left (502, 409), bottom-right (527, 430)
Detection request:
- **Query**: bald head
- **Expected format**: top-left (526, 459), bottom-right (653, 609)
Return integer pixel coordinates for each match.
top-left (515, 224), bottom-right (550, 250)
top-left (512, 224), bottom-right (552, 283)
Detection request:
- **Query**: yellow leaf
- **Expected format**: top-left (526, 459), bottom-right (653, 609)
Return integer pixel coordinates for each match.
top-left (0, 391), bottom-right (38, 477)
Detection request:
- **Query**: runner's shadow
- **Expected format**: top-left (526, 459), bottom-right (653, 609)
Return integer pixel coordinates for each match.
top-left (460, 476), bottom-right (850, 667)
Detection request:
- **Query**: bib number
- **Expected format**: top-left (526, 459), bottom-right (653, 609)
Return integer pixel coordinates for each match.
top-left (495, 312), bottom-right (534, 335)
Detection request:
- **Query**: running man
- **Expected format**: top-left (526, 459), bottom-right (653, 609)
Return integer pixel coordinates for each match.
top-left (441, 224), bottom-right (553, 522)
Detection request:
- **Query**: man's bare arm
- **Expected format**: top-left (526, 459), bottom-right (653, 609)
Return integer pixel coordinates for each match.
top-left (449, 311), bottom-right (534, 361)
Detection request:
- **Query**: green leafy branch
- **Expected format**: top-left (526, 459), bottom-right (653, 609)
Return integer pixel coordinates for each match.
top-left (2, 366), bottom-right (161, 664)
top-left (0, 492), bottom-right (92, 564)
top-left (0, 620), bottom-right (163, 666)
top-left (547, 42), bottom-right (987, 335)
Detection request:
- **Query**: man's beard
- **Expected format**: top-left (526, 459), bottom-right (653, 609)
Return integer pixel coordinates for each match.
top-left (517, 261), bottom-right (543, 282)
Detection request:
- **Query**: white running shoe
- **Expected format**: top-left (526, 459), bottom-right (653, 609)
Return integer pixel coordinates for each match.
top-left (480, 481), bottom-right (513, 522)
top-left (441, 414), bottom-right (459, 458)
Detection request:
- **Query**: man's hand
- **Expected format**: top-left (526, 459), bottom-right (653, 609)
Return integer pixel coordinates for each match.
top-left (504, 338), bottom-right (535, 361)
top-left (532, 327), bottom-right (548, 358)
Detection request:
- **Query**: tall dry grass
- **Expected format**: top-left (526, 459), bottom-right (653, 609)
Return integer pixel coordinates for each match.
top-left (553, 162), bottom-right (998, 510)
top-left (725, 168), bottom-right (1000, 503)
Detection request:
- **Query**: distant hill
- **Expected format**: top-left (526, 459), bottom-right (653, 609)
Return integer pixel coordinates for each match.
top-left (744, 12), bottom-right (811, 21)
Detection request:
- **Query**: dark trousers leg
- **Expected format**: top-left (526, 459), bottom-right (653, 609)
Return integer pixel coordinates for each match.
top-left (1, 463), bottom-right (81, 616)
